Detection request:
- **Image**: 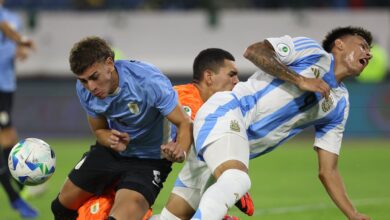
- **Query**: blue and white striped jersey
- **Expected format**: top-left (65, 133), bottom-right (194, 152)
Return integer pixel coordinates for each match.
top-left (76, 60), bottom-right (178, 159)
top-left (194, 36), bottom-right (349, 160)
top-left (0, 6), bottom-right (21, 92)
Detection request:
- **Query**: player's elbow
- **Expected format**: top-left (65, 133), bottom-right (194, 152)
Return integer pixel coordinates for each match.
top-left (243, 41), bottom-right (270, 60)
top-left (243, 42), bottom-right (259, 60)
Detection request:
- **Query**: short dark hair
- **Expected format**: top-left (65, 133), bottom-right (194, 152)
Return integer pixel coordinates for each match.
top-left (322, 26), bottom-right (373, 53)
top-left (69, 36), bottom-right (115, 75)
top-left (193, 48), bottom-right (235, 83)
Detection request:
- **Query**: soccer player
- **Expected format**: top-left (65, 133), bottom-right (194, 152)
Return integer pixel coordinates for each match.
top-left (150, 48), bottom-right (254, 220)
top-left (51, 36), bottom-right (192, 220)
top-left (0, 0), bottom-right (38, 218)
top-left (192, 26), bottom-right (373, 220)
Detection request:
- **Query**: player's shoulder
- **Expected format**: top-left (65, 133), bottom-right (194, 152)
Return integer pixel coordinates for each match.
top-left (174, 83), bottom-right (197, 94)
top-left (174, 84), bottom-right (203, 118)
top-left (116, 60), bottom-right (167, 85)
top-left (174, 84), bottom-right (201, 101)
top-left (116, 60), bottom-right (159, 73)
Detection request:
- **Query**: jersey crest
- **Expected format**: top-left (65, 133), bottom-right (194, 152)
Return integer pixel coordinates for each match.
top-left (230, 120), bottom-right (240, 132)
top-left (127, 102), bottom-right (140, 114)
top-left (321, 94), bottom-right (335, 113)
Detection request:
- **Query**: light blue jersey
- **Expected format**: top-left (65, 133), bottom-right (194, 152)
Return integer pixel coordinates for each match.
top-left (76, 60), bottom-right (178, 159)
top-left (194, 35), bottom-right (349, 160)
top-left (0, 6), bottom-right (21, 92)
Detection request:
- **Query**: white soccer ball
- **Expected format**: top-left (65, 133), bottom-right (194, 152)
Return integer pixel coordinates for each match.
top-left (8, 138), bottom-right (56, 186)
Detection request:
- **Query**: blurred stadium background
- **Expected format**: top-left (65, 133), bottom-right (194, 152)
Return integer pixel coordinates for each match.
top-left (1, 0), bottom-right (389, 219)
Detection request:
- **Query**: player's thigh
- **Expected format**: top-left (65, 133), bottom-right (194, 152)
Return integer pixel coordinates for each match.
top-left (165, 187), bottom-right (201, 219)
top-left (58, 177), bottom-right (94, 210)
top-left (0, 127), bottom-right (18, 147)
top-left (0, 92), bottom-right (16, 145)
top-left (0, 91), bottom-right (13, 123)
top-left (117, 158), bottom-right (172, 207)
top-left (203, 133), bottom-right (249, 177)
top-left (68, 143), bottom-right (121, 196)
top-left (110, 188), bottom-right (149, 220)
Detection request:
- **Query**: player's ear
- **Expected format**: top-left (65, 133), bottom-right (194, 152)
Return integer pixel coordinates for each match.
top-left (334, 39), bottom-right (344, 50)
top-left (204, 69), bottom-right (214, 85)
top-left (105, 57), bottom-right (115, 71)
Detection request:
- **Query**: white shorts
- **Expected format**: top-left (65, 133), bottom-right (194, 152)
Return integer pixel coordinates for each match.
top-left (203, 134), bottom-right (249, 173)
top-left (194, 91), bottom-right (248, 161)
top-left (171, 145), bottom-right (214, 209)
top-left (172, 135), bottom-right (249, 209)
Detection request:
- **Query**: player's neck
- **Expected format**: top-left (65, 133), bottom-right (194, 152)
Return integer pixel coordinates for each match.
top-left (193, 82), bottom-right (210, 102)
top-left (109, 69), bottom-right (120, 94)
top-left (333, 55), bottom-right (351, 84)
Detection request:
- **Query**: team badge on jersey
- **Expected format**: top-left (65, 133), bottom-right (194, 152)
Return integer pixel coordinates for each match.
top-left (128, 102), bottom-right (140, 114)
top-left (321, 94), bottom-right (334, 112)
top-left (276, 43), bottom-right (291, 57)
top-left (183, 106), bottom-right (192, 117)
top-left (230, 120), bottom-right (240, 132)
top-left (90, 203), bottom-right (100, 214)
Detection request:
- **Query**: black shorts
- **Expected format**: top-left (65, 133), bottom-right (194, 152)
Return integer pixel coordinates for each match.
top-left (68, 143), bottom-right (172, 206)
top-left (0, 91), bottom-right (13, 129)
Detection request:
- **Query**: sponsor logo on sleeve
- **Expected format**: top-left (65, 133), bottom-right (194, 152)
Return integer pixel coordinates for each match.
top-left (276, 43), bottom-right (291, 57)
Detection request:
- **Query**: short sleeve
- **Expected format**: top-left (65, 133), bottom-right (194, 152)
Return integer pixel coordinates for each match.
top-left (146, 70), bottom-right (178, 116)
top-left (266, 35), bottom-right (296, 65)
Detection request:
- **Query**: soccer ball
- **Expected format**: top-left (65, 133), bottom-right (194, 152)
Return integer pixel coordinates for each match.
top-left (8, 138), bottom-right (56, 186)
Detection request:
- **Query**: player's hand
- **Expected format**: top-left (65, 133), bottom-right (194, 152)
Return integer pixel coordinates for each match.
top-left (19, 38), bottom-right (36, 50)
top-left (297, 77), bottom-right (330, 99)
top-left (235, 192), bottom-right (254, 216)
top-left (16, 45), bottom-right (30, 61)
top-left (348, 212), bottom-right (371, 220)
top-left (108, 129), bottom-right (130, 152)
top-left (161, 141), bottom-right (186, 163)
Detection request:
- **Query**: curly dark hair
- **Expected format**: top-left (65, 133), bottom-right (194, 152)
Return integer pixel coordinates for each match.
top-left (193, 48), bottom-right (235, 83)
top-left (69, 36), bottom-right (115, 75)
top-left (322, 26), bottom-right (373, 53)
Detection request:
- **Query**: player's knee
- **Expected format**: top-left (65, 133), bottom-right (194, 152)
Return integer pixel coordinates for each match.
top-left (221, 169), bottom-right (251, 196)
top-left (51, 196), bottom-right (78, 220)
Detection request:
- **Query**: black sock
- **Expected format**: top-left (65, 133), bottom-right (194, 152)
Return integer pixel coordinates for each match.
top-left (0, 148), bottom-right (19, 202)
top-left (3, 147), bottom-right (12, 160)
top-left (2, 146), bottom-right (24, 191)
top-left (51, 196), bottom-right (78, 220)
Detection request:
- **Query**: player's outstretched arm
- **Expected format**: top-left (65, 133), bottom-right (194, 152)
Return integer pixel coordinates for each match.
top-left (163, 104), bottom-right (192, 162)
top-left (0, 21), bottom-right (35, 48)
top-left (243, 40), bottom-right (330, 99)
top-left (316, 148), bottom-right (371, 220)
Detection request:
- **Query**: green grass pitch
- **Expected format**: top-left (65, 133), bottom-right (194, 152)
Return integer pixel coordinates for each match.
top-left (1, 138), bottom-right (389, 219)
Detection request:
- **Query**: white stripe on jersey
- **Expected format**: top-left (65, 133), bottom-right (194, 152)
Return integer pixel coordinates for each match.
top-left (193, 36), bottom-right (349, 161)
